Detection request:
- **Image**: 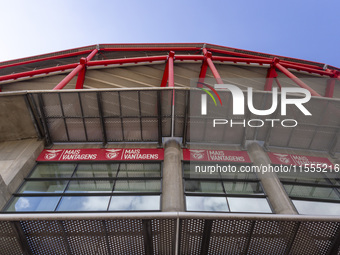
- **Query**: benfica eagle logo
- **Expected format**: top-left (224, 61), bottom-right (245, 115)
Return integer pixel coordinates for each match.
top-left (273, 153), bottom-right (291, 164)
top-left (44, 150), bottom-right (62, 160)
top-left (189, 150), bottom-right (205, 160)
top-left (105, 149), bottom-right (122, 160)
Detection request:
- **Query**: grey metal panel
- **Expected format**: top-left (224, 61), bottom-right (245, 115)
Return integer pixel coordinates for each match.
top-left (0, 95), bottom-right (37, 142)
top-left (0, 213), bottom-right (339, 255)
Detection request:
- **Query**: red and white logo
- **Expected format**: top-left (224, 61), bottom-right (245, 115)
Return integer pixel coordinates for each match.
top-left (189, 150), bottom-right (205, 160)
top-left (44, 150), bottom-right (62, 160)
top-left (105, 149), bottom-right (122, 160)
top-left (273, 153), bottom-right (291, 164)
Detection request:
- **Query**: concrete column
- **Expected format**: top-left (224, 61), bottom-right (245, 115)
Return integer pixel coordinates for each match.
top-left (161, 139), bottom-right (185, 212)
top-left (0, 139), bottom-right (44, 210)
top-left (247, 142), bottom-right (297, 214)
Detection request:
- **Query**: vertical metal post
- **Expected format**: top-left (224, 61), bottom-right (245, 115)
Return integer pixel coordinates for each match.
top-left (11, 222), bottom-right (32, 255)
top-left (325, 78), bottom-right (335, 98)
top-left (75, 61), bottom-right (86, 89)
top-left (75, 48), bottom-right (98, 89)
top-left (37, 93), bottom-right (52, 147)
top-left (200, 220), bottom-right (212, 255)
top-left (161, 60), bottom-right (169, 87)
top-left (182, 90), bottom-right (189, 147)
top-left (168, 51), bottom-right (175, 88)
top-left (264, 64), bottom-right (278, 91)
top-left (157, 91), bottom-right (163, 147)
top-left (97, 92), bottom-right (107, 146)
top-left (142, 220), bottom-right (154, 255)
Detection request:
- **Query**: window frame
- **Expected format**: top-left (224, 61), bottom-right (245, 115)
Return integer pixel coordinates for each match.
top-left (3, 160), bottom-right (163, 213)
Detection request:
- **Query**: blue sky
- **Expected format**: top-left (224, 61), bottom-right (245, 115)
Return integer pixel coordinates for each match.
top-left (1, 0), bottom-right (339, 67)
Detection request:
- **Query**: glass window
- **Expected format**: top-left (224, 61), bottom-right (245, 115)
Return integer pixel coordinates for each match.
top-left (66, 180), bottom-right (114, 193)
top-left (278, 168), bottom-right (340, 215)
top-left (228, 197), bottom-right (271, 213)
top-left (5, 162), bottom-right (162, 212)
top-left (109, 195), bottom-right (160, 211)
top-left (223, 181), bottom-right (263, 194)
top-left (73, 163), bottom-right (119, 178)
top-left (18, 181), bottom-right (68, 193)
top-left (283, 184), bottom-right (339, 200)
top-left (117, 163), bottom-right (161, 178)
top-left (183, 162), bottom-right (271, 213)
top-left (185, 180), bottom-right (224, 193)
top-left (6, 196), bottom-right (60, 212)
top-left (293, 200), bottom-right (340, 215)
top-left (186, 196), bottom-right (229, 212)
top-left (29, 164), bottom-right (76, 178)
top-left (114, 180), bottom-right (160, 192)
top-left (57, 196), bottom-right (110, 211)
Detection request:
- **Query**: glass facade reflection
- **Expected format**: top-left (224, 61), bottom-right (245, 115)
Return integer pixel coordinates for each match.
top-left (183, 163), bottom-right (272, 213)
top-left (278, 171), bottom-right (340, 215)
top-left (5, 163), bottom-right (162, 212)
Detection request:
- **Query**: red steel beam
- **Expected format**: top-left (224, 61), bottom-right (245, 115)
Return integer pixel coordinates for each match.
top-left (101, 46), bottom-right (200, 52)
top-left (75, 67), bottom-right (86, 89)
top-left (88, 55), bottom-right (167, 67)
top-left (75, 49), bottom-right (99, 89)
top-left (207, 46), bottom-right (327, 70)
top-left (1, 53), bottom-right (333, 84)
top-left (212, 56), bottom-right (272, 65)
top-left (205, 52), bottom-right (223, 84)
top-left (160, 60), bottom-right (169, 87)
top-left (75, 60), bottom-right (87, 90)
top-left (161, 61), bottom-right (169, 87)
top-left (0, 63), bottom-right (78, 82)
top-left (86, 48), bottom-right (98, 61)
top-left (275, 62), bottom-right (321, 96)
top-left (168, 51), bottom-right (175, 88)
top-left (264, 64), bottom-right (278, 91)
top-left (325, 79), bottom-right (335, 98)
top-left (0, 50), bottom-right (95, 70)
top-left (198, 58), bottom-right (208, 84)
top-left (207, 47), bottom-right (270, 60)
top-left (172, 55), bottom-right (204, 61)
top-left (53, 64), bottom-right (84, 90)
top-left (280, 62), bottom-right (333, 76)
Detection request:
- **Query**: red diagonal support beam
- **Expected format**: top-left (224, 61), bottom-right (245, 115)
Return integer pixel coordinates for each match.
top-left (0, 64), bottom-right (78, 82)
top-left (55, 49), bottom-right (98, 90)
top-left (205, 52), bottom-right (223, 84)
top-left (275, 62), bottom-right (321, 97)
top-left (198, 57), bottom-right (208, 85)
top-left (160, 60), bottom-right (169, 87)
top-left (75, 49), bottom-right (98, 89)
top-left (53, 64), bottom-right (84, 90)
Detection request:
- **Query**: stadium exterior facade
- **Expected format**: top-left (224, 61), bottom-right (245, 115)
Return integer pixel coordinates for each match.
top-left (0, 43), bottom-right (340, 254)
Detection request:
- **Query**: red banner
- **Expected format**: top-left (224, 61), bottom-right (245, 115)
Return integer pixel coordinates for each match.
top-left (37, 148), bottom-right (164, 161)
top-left (183, 149), bottom-right (251, 163)
top-left (268, 152), bottom-right (333, 167)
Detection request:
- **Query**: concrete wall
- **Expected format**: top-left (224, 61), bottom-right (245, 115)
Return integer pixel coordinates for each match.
top-left (0, 139), bottom-right (44, 210)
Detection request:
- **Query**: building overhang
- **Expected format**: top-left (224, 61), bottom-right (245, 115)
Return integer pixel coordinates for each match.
top-left (0, 212), bottom-right (339, 254)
